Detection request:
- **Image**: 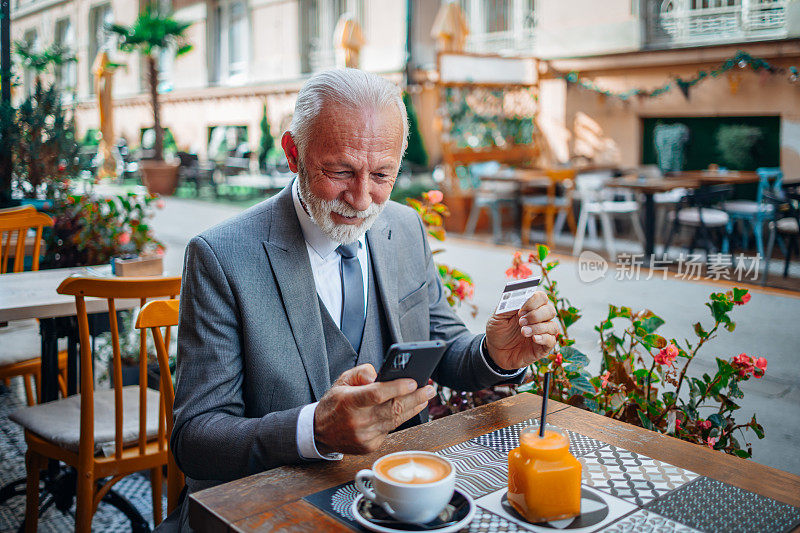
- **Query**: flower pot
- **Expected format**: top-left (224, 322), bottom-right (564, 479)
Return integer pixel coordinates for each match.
top-left (140, 160), bottom-right (180, 196)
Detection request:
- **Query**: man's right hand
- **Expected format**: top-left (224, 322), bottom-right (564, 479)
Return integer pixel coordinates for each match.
top-left (314, 364), bottom-right (435, 455)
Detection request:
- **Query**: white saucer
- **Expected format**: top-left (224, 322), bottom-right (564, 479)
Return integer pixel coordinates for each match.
top-left (350, 488), bottom-right (475, 533)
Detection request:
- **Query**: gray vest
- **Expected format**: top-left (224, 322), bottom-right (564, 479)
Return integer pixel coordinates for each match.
top-left (319, 251), bottom-right (390, 384)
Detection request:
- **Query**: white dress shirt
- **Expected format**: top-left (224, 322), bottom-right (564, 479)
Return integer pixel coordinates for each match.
top-left (290, 180), bottom-right (523, 461)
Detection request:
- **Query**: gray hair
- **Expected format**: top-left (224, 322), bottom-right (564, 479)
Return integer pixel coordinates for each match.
top-left (289, 68), bottom-right (409, 159)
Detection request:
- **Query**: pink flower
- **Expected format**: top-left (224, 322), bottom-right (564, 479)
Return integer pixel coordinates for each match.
top-left (117, 232), bottom-right (131, 245)
top-left (654, 343), bottom-right (679, 367)
top-left (734, 293), bottom-right (751, 305)
top-left (698, 420), bottom-right (712, 430)
top-left (553, 353), bottom-right (563, 366)
top-left (454, 279), bottom-right (473, 300)
top-left (505, 263), bottom-right (533, 280)
top-left (156, 199), bottom-right (166, 209)
top-left (675, 419), bottom-right (681, 431)
top-left (426, 190), bottom-right (444, 204)
top-left (600, 371), bottom-right (611, 389)
top-left (732, 353), bottom-right (754, 377)
top-left (707, 436), bottom-right (717, 449)
top-left (754, 357), bottom-right (767, 378)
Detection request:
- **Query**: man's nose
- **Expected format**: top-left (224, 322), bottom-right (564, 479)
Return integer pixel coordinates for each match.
top-left (343, 176), bottom-right (372, 212)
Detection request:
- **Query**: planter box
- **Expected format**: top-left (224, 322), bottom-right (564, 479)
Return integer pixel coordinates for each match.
top-left (113, 254), bottom-right (163, 277)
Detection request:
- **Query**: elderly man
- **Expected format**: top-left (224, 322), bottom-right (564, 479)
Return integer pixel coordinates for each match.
top-left (168, 68), bottom-right (557, 529)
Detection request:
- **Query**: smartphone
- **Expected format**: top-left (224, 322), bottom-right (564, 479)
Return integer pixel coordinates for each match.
top-left (376, 340), bottom-right (447, 388)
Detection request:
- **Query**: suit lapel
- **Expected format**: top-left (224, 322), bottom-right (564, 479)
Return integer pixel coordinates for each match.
top-left (262, 186), bottom-right (330, 401)
top-left (367, 218), bottom-right (401, 346)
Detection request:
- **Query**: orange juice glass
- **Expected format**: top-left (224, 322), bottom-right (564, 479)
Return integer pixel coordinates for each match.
top-left (508, 424), bottom-right (581, 523)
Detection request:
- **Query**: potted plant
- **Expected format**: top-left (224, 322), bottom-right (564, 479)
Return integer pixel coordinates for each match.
top-left (109, 2), bottom-right (192, 196)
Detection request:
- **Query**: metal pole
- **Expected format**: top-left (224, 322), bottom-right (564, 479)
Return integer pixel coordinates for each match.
top-left (0, 0), bottom-right (12, 206)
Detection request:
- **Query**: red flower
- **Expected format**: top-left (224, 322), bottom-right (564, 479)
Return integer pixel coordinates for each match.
top-left (156, 199), bottom-right (166, 209)
top-left (454, 279), bottom-right (473, 300)
top-left (732, 353), bottom-right (755, 377)
top-left (553, 353), bottom-right (563, 366)
top-left (426, 190), bottom-right (444, 204)
top-left (707, 436), bottom-right (717, 449)
top-left (117, 232), bottom-right (131, 245)
top-left (654, 343), bottom-right (679, 367)
top-left (600, 371), bottom-right (611, 389)
top-left (675, 419), bottom-right (681, 431)
top-left (754, 357), bottom-right (767, 378)
top-left (698, 420), bottom-right (712, 430)
top-left (734, 293), bottom-right (751, 305)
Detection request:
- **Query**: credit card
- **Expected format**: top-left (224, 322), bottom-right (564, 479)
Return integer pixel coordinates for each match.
top-left (495, 276), bottom-right (541, 314)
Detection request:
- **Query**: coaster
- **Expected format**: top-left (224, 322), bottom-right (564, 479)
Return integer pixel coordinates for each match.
top-left (302, 481), bottom-right (361, 529)
top-left (436, 442), bottom-right (508, 499)
top-left (602, 509), bottom-right (701, 532)
top-left (474, 485), bottom-right (637, 532)
top-left (644, 476), bottom-right (800, 533)
top-left (579, 445), bottom-right (699, 506)
top-left (464, 508), bottom-right (524, 532)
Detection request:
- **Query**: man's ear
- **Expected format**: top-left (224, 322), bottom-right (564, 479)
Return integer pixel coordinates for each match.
top-left (281, 132), bottom-right (300, 173)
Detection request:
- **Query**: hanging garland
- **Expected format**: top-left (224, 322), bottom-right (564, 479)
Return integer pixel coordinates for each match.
top-left (559, 50), bottom-right (800, 101)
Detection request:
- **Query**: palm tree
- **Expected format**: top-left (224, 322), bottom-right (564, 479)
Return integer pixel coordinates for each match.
top-left (109, 3), bottom-right (192, 162)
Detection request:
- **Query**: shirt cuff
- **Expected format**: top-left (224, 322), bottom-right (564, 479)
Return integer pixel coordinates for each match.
top-left (480, 335), bottom-right (527, 378)
top-left (297, 402), bottom-right (344, 461)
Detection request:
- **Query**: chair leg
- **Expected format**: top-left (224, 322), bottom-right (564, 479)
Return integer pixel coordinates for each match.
top-left (151, 466), bottom-right (163, 525)
top-left (23, 375), bottom-right (35, 406)
top-left (630, 211), bottom-right (645, 248)
top-left (24, 450), bottom-right (42, 533)
top-left (521, 208), bottom-right (532, 246)
top-left (489, 203), bottom-right (502, 242)
top-left (545, 209), bottom-right (555, 249)
top-left (464, 202), bottom-right (482, 236)
top-left (553, 210), bottom-right (567, 238)
top-left (572, 208), bottom-right (590, 256)
top-left (752, 219), bottom-right (765, 259)
top-left (566, 207), bottom-right (578, 234)
top-left (599, 212), bottom-right (616, 259)
top-left (762, 224), bottom-right (776, 285)
top-left (75, 472), bottom-right (95, 533)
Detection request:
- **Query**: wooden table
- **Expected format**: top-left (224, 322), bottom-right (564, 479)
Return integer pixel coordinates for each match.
top-left (188, 393), bottom-right (800, 532)
top-left (0, 265), bottom-right (138, 402)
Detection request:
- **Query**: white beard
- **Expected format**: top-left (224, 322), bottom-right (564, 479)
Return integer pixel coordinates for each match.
top-left (297, 168), bottom-right (386, 245)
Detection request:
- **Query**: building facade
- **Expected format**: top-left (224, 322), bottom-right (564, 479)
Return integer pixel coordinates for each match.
top-left (9, 0), bottom-right (800, 175)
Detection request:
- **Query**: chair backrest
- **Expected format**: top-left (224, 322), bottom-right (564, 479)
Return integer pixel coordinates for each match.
top-left (682, 185), bottom-right (732, 208)
top-left (135, 298), bottom-right (184, 514)
top-left (755, 167), bottom-right (783, 205)
top-left (56, 276), bottom-right (181, 470)
top-left (545, 168), bottom-right (577, 200)
top-left (0, 205), bottom-right (53, 273)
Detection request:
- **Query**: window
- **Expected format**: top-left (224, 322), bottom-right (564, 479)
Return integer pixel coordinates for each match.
top-left (459, 0), bottom-right (535, 55)
top-left (210, 0), bottom-right (250, 85)
top-left (300, 0), bottom-right (362, 73)
top-left (88, 4), bottom-right (114, 95)
top-left (54, 18), bottom-right (76, 95)
top-left (22, 28), bottom-right (38, 95)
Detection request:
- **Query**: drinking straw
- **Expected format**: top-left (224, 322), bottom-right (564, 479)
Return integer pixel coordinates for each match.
top-left (539, 372), bottom-right (551, 438)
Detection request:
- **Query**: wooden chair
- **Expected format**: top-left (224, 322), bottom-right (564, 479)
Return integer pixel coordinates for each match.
top-left (135, 298), bottom-right (184, 515)
top-left (0, 205), bottom-right (68, 405)
top-left (10, 275), bottom-right (181, 532)
top-left (520, 168), bottom-right (578, 248)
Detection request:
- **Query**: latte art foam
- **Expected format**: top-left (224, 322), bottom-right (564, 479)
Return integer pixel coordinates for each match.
top-left (376, 454), bottom-right (451, 484)
top-left (386, 460), bottom-right (437, 483)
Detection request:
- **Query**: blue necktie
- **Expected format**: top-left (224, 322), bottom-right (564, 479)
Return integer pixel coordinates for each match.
top-left (336, 243), bottom-right (365, 353)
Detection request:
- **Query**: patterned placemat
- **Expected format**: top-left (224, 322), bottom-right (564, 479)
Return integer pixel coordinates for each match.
top-left (301, 422), bottom-right (800, 532)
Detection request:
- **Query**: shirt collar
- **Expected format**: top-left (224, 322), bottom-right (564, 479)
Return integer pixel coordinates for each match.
top-left (291, 178), bottom-right (365, 260)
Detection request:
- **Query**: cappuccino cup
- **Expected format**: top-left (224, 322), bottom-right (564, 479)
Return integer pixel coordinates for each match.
top-left (354, 451), bottom-right (455, 524)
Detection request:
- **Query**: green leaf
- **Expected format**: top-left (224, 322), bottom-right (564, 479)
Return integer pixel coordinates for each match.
top-left (517, 382), bottom-right (536, 393)
top-left (732, 287), bottom-right (748, 303)
top-left (708, 413), bottom-right (724, 427)
top-left (734, 449), bottom-right (751, 458)
top-left (560, 346), bottom-right (589, 367)
top-left (569, 376), bottom-right (596, 394)
top-left (642, 334), bottom-right (667, 350)
top-left (637, 409), bottom-right (654, 430)
top-left (640, 316), bottom-right (665, 334)
top-left (537, 244), bottom-right (549, 262)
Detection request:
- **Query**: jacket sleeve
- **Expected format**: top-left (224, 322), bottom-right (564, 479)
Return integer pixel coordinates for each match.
top-left (416, 215), bottom-right (526, 391)
top-left (171, 235), bottom-right (304, 482)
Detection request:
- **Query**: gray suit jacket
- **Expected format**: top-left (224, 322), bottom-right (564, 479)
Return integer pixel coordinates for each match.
top-left (172, 183), bottom-right (515, 486)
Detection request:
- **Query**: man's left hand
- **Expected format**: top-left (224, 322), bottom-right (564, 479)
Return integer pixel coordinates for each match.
top-left (484, 291), bottom-right (558, 371)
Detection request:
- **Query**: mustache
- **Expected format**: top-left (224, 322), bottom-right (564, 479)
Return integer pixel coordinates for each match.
top-left (326, 198), bottom-right (385, 219)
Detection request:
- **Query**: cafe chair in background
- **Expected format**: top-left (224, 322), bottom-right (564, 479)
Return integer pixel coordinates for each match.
top-left (723, 167), bottom-right (783, 259)
top-left (464, 162), bottom-right (518, 243)
top-left (10, 275), bottom-right (181, 532)
top-left (638, 165), bottom-right (687, 243)
top-left (663, 185), bottom-right (733, 259)
top-left (761, 189), bottom-right (800, 284)
top-left (0, 205), bottom-right (68, 406)
top-left (520, 168), bottom-right (578, 248)
top-left (135, 298), bottom-right (184, 515)
top-left (572, 171), bottom-right (645, 259)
